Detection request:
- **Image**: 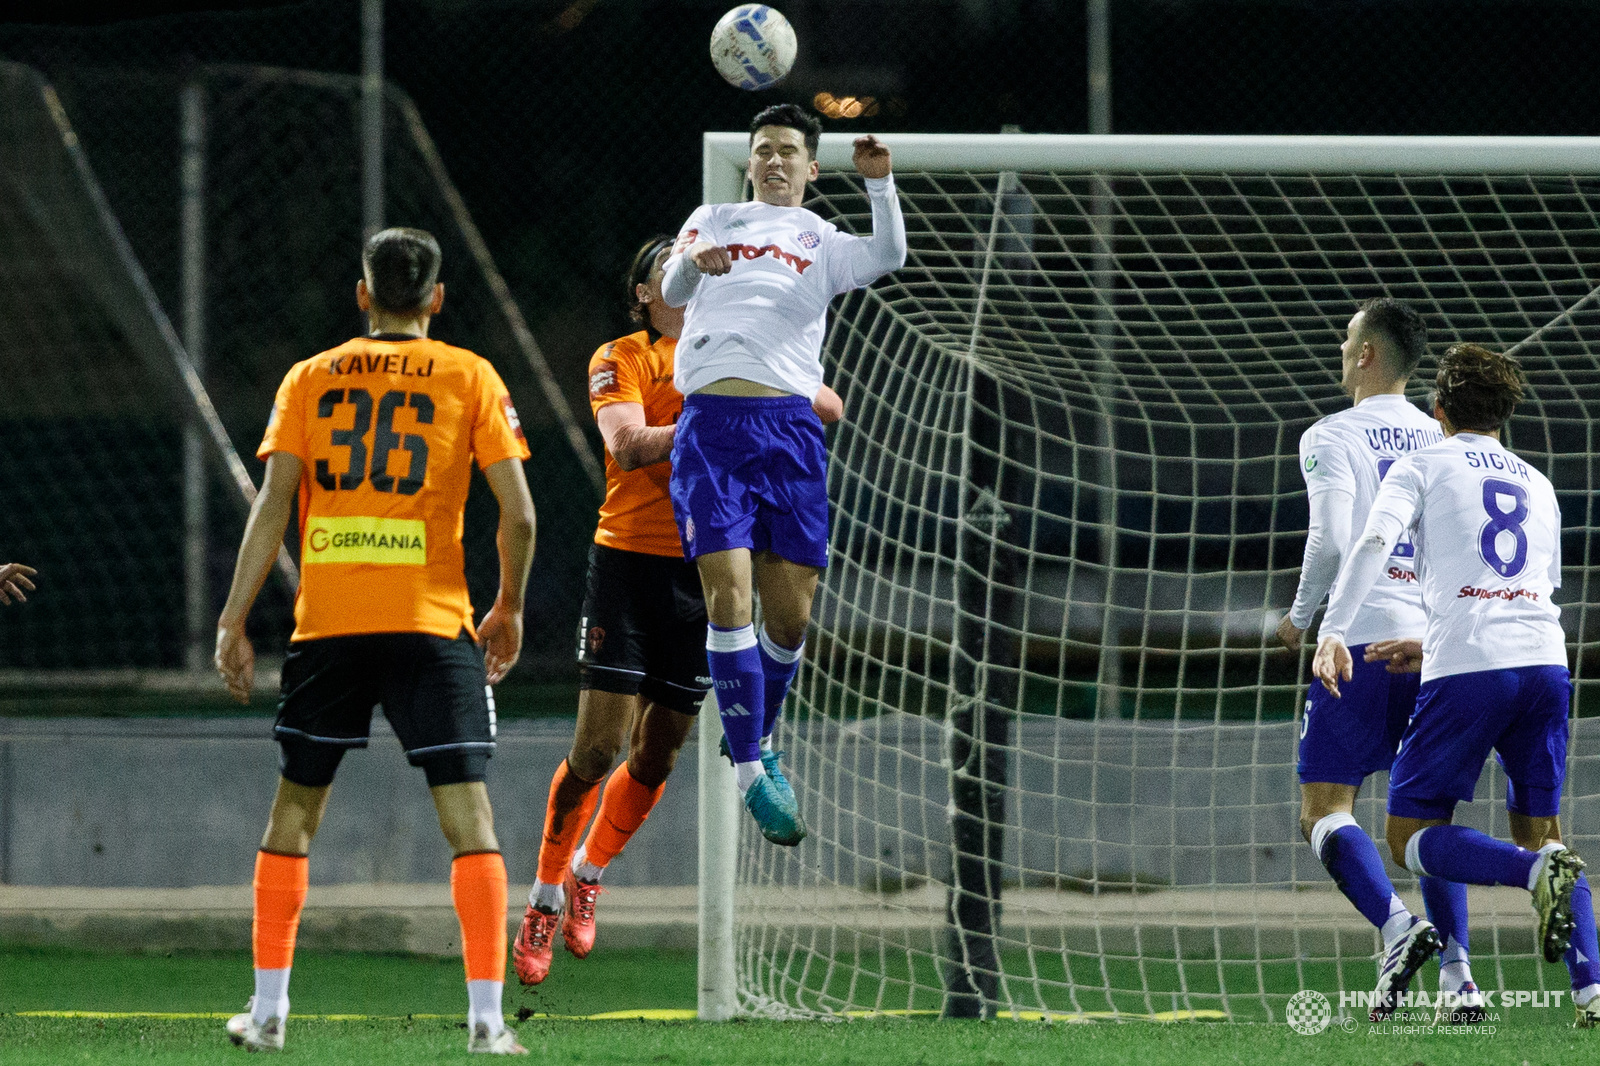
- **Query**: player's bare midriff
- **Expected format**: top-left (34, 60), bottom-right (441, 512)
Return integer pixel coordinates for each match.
top-left (694, 377), bottom-right (789, 398)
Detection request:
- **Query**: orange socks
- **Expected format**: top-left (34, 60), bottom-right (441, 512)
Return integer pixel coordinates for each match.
top-left (252, 851), bottom-right (309, 971)
top-left (582, 763), bottom-right (667, 870)
top-left (450, 851), bottom-right (509, 983)
top-left (538, 760), bottom-right (601, 886)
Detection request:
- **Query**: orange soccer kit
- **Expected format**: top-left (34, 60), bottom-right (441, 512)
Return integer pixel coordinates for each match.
top-left (253, 334), bottom-right (530, 1008)
top-left (522, 330), bottom-right (708, 980)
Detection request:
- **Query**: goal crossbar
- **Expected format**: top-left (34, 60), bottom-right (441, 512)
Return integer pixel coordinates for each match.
top-left (705, 133), bottom-right (1600, 196)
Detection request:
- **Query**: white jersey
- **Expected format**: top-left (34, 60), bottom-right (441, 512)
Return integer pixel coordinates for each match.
top-left (1291, 394), bottom-right (1443, 645)
top-left (662, 175), bottom-right (905, 398)
top-left (1321, 432), bottom-right (1565, 682)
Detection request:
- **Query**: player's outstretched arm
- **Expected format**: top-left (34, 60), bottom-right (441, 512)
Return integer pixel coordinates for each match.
top-left (843, 135), bottom-right (906, 289)
top-left (596, 402), bottom-right (675, 471)
top-left (478, 456), bottom-right (536, 684)
top-left (0, 563), bottom-right (37, 605)
top-left (215, 451), bottom-right (301, 703)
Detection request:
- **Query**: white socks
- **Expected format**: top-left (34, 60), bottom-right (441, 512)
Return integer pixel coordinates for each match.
top-left (735, 760), bottom-right (766, 793)
top-left (531, 880), bottom-right (563, 914)
top-left (1438, 935), bottom-right (1472, 993)
top-left (467, 979), bottom-right (504, 1036)
top-left (573, 847), bottom-right (604, 884)
top-left (1576, 983), bottom-right (1600, 1008)
top-left (1379, 895), bottom-right (1414, 945)
top-left (252, 967), bottom-right (290, 1025)
top-left (1309, 812), bottom-right (1359, 860)
top-left (760, 734), bottom-right (774, 753)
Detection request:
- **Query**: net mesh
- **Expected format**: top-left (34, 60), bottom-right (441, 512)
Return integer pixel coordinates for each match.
top-left (734, 158), bottom-right (1600, 1021)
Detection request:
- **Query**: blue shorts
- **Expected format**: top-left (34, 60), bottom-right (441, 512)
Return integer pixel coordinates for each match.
top-left (669, 393), bottom-right (830, 568)
top-left (1297, 643), bottom-right (1419, 787)
top-left (1387, 665), bottom-right (1571, 820)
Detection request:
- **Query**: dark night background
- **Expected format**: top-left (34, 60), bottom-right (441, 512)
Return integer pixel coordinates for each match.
top-left (1, 0), bottom-right (1597, 695)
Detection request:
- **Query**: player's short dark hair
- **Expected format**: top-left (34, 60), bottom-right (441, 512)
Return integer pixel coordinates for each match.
top-left (363, 227), bottom-right (441, 315)
top-left (624, 234), bottom-right (673, 325)
top-left (750, 103), bottom-right (822, 159)
top-left (1434, 343), bottom-right (1526, 432)
top-left (1357, 297), bottom-right (1428, 377)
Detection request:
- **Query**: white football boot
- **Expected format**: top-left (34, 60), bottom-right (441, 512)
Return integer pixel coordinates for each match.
top-left (225, 997), bottom-right (285, 1052)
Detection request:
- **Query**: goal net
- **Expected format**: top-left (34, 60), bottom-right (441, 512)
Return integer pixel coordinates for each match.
top-left (700, 133), bottom-right (1600, 1022)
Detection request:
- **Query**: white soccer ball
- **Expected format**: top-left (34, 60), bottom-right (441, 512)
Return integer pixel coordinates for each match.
top-left (709, 5), bottom-right (797, 91)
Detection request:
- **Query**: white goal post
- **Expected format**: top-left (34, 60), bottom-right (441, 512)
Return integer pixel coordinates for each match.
top-left (696, 132), bottom-right (1600, 1022)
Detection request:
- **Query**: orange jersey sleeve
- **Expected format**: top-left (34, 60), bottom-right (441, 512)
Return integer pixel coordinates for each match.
top-left (259, 364), bottom-right (311, 463)
top-left (472, 362), bottom-right (532, 470)
top-left (588, 336), bottom-right (646, 413)
top-left (589, 332), bottom-right (684, 558)
top-left (261, 336), bottom-right (528, 643)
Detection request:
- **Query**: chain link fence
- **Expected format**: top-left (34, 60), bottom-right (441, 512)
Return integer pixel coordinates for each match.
top-left (0, 0), bottom-right (1598, 693)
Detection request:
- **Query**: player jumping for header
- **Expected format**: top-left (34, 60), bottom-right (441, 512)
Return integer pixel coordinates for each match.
top-left (215, 228), bottom-right (534, 1054)
top-left (660, 104), bottom-right (905, 844)
top-left (1278, 298), bottom-right (1476, 1021)
top-left (1313, 343), bottom-right (1600, 1029)
top-left (513, 236), bottom-right (843, 984)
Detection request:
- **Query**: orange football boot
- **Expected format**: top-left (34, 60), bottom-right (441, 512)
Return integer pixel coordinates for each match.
top-left (561, 869), bottom-right (604, 958)
top-left (512, 903), bottom-right (559, 985)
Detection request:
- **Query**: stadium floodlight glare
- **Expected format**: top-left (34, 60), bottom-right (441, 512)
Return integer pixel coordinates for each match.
top-left (697, 131), bottom-right (1600, 1021)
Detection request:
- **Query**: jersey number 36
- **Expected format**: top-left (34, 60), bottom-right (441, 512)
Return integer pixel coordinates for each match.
top-left (315, 388), bottom-right (433, 495)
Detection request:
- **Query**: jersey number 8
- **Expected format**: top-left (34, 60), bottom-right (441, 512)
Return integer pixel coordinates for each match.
top-left (315, 388), bottom-right (434, 495)
top-left (1479, 477), bottom-right (1529, 579)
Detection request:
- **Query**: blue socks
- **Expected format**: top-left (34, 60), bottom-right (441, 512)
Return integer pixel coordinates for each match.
top-left (706, 624), bottom-right (764, 766)
top-left (1312, 813), bottom-right (1401, 929)
top-left (1408, 824), bottom-right (1539, 888)
top-left (1566, 874), bottom-right (1600, 992)
top-left (757, 627), bottom-right (803, 741)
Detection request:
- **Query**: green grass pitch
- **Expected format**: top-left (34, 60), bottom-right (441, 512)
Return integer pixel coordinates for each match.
top-left (1, 945), bottom-right (1594, 1064)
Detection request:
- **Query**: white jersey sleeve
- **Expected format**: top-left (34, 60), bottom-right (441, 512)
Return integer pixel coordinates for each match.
top-left (1286, 395), bottom-right (1437, 644)
top-left (660, 204), bottom-right (722, 308)
top-left (1298, 421), bottom-right (1357, 500)
top-left (822, 174), bottom-right (907, 295)
top-left (1288, 485), bottom-right (1353, 630)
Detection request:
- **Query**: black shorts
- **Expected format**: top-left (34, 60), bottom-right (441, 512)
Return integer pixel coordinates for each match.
top-left (275, 630), bottom-right (494, 788)
top-left (577, 543), bottom-right (710, 716)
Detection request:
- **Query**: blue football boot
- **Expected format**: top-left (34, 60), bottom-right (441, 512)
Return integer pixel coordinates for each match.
top-left (743, 773), bottom-right (806, 847)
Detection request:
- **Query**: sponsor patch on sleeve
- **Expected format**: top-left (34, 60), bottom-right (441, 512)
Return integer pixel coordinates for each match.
top-left (501, 395), bottom-right (525, 441)
top-left (589, 366), bottom-right (619, 399)
top-left (672, 228), bottom-right (700, 254)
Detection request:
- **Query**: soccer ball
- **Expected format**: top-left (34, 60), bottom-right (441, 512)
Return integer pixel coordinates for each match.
top-left (709, 5), bottom-right (797, 91)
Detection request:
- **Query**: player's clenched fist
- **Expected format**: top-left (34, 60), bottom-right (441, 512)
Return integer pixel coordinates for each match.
top-left (688, 242), bottom-right (733, 276)
top-left (852, 135), bottom-right (891, 179)
top-left (0, 563), bottom-right (36, 605)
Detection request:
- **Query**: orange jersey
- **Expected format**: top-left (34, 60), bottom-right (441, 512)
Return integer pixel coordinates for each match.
top-left (588, 331), bottom-right (683, 557)
top-left (260, 335), bottom-right (531, 642)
